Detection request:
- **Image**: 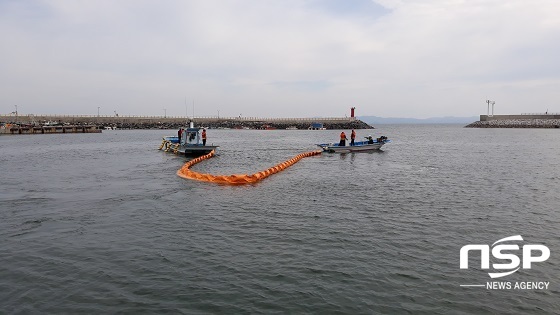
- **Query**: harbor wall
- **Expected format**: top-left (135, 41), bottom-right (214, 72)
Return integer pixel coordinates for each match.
top-left (467, 114), bottom-right (560, 128)
top-left (0, 125), bottom-right (101, 135)
top-left (0, 115), bottom-right (358, 124)
top-left (480, 114), bottom-right (560, 121)
top-left (0, 115), bottom-right (372, 130)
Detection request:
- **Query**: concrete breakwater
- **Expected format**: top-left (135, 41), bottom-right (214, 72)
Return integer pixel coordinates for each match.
top-left (0, 115), bottom-right (372, 130)
top-left (466, 114), bottom-right (560, 128)
top-left (466, 119), bottom-right (560, 128)
top-left (0, 125), bottom-right (101, 135)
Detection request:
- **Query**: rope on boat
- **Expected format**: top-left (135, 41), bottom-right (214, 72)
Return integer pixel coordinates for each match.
top-left (177, 149), bottom-right (322, 185)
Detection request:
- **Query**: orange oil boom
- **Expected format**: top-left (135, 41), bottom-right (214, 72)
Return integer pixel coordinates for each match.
top-left (177, 150), bottom-right (322, 185)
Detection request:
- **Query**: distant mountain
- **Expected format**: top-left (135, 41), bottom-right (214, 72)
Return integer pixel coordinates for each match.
top-left (358, 115), bottom-right (479, 124)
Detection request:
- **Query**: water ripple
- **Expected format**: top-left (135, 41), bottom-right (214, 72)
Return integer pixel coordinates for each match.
top-left (1, 127), bottom-right (560, 313)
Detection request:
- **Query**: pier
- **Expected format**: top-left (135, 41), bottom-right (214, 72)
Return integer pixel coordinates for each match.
top-left (0, 114), bottom-right (372, 130)
top-left (0, 124), bottom-right (101, 135)
top-left (466, 114), bottom-right (560, 128)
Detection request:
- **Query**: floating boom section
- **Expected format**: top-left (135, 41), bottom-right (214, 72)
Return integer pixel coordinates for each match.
top-left (177, 150), bottom-right (322, 185)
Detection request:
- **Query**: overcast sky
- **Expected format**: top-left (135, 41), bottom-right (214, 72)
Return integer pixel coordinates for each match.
top-left (1, 0), bottom-right (559, 118)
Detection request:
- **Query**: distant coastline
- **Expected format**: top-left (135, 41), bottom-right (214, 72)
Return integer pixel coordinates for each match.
top-left (7, 113), bottom-right (558, 129)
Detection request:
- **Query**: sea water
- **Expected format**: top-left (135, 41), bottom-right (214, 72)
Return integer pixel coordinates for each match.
top-left (1, 125), bottom-right (559, 313)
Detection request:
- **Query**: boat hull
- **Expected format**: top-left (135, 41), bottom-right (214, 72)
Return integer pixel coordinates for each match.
top-left (161, 136), bottom-right (218, 156)
top-left (180, 145), bottom-right (218, 156)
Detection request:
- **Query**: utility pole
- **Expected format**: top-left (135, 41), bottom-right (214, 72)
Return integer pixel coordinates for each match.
top-left (163, 108), bottom-right (167, 118)
top-left (97, 107), bottom-right (100, 117)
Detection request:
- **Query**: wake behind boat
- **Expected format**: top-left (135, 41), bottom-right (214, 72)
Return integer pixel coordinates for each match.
top-left (317, 136), bottom-right (390, 153)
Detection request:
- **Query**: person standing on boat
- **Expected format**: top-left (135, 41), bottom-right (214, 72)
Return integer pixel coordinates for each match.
top-left (178, 128), bottom-right (183, 143)
top-left (202, 129), bottom-right (207, 146)
top-left (350, 129), bottom-right (356, 146)
top-left (339, 131), bottom-right (348, 146)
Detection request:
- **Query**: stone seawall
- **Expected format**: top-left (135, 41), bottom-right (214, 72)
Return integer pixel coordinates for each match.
top-left (466, 119), bottom-right (560, 128)
top-left (98, 119), bottom-right (372, 130)
top-left (480, 114), bottom-right (560, 121)
top-left (1, 125), bottom-right (101, 135)
top-left (0, 115), bottom-right (373, 130)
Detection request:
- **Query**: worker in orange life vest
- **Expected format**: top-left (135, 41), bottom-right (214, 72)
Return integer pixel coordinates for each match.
top-left (339, 131), bottom-right (348, 146)
top-left (350, 129), bottom-right (356, 146)
top-left (202, 129), bottom-right (207, 146)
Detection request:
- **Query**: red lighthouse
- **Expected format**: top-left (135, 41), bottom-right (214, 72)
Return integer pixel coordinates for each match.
top-left (350, 107), bottom-right (356, 118)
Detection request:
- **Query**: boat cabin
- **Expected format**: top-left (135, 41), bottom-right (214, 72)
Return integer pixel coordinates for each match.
top-left (181, 127), bottom-right (203, 146)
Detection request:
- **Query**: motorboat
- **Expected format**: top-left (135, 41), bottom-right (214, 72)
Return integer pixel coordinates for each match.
top-left (317, 136), bottom-right (390, 153)
top-left (159, 122), bottom-right (218, 156)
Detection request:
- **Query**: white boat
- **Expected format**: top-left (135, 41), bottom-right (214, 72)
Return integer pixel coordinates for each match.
top-left (317, 136), bottom-right (390, 153)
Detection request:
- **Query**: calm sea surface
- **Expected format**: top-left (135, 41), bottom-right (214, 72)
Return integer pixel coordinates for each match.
top-left (1, 125), bottom-right (559, 314)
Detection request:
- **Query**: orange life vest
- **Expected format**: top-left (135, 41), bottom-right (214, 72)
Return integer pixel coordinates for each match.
top-left (202, 130), bottom-right (207, 139)
top-left (340, 132), bottom-right (346, 140)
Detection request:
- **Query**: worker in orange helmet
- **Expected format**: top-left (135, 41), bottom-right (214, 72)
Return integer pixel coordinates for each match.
top-left (339, 131), bottom-right (348, 146)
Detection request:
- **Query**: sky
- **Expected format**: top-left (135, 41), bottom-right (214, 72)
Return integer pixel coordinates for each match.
top-left (1, 0), bottom-right (559, 118)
